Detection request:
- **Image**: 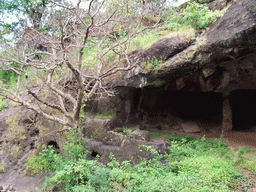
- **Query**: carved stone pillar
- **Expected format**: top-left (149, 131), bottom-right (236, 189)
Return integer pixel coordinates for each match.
top-left (222, 98), bottom-right (232, 132)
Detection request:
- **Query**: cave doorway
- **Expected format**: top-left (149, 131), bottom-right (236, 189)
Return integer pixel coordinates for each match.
top-left (140, 89), bottom-right (223, 130)
top-left (232, 90), bottom-right (256, 131)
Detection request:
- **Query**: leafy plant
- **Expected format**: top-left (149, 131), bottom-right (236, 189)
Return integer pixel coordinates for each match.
top-left (123, 127), bottom-right (133, 136)
top-left (27, 145), bottom-right (61, 175)
top-left (167, 2), bottom-right (224, 31)
top-left (0, 98), bottom-right (8, 111)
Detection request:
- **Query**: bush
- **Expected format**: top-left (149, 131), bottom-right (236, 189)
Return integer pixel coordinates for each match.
top-left (167, 2), bottom-right (224, 30)
top-left (27, 145), bottom-right (62, 175)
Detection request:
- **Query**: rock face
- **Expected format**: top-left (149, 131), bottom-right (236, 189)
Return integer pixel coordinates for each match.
top-left (118, 0), bottom-right (256, 88)
top-left (88, 129), bottom-right (170, 164)
top-left (111, 0), bottom-right (256, 132)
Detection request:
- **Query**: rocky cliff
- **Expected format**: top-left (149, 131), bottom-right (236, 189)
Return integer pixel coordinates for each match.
top-left (113, 0), bottom-right (256, 132)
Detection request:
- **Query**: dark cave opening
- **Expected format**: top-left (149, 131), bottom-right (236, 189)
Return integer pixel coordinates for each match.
top-left (232, 90), bottom-right (256, 131)
top-left (91, 150), bottom-right (100, 158)
top-left (140, 89), bottom-right (223, 125)
top-left (47, 140), bottom-right (59, 150)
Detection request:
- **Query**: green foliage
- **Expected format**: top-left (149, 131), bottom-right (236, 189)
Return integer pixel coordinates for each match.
top-left (79, 107), bottom-right (85, 126)
top-left (33, 130), bottom-right (249, 192)
top-left (142, 56), bottom-right (163, 72)
top-left (0, 62), bottom-right (20, 85)
top-left (0, 98), bottom-right (8, 111)
top-left (153, 79), bottom-right (165, 87)
top-left (129, 30), bottom-right (161, 51)
top-left (95, 109), bottom-right (116, 118)
top-left (102, 109), bottom-right (116, 118)
top-left (123, 127), bottom-right (133, 136)
top-left (167, 2), bottom-right (224, 31)
top-left (236, 146), bottom-right (256, 173)
top-left (27, 145), bottom-right (61, 175)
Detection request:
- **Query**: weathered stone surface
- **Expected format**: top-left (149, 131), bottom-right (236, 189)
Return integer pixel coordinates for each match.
top-left (176, 77), bottom-right (185, 90)
top-left (208, 0), bottom-right (229, 11)
top-left (222, 99), bottom-right (232, 132)
top-left (118, 0), bottom-right (256, 89)
top-left (140, 29), bottom-right (196, 61)
top-left (215, 71), bottom-right (231, 92)
top-left (199, 75), bottom-right (208, 92)
top-left (180, 121), bottom-right (201, 133)
top-left (206, 78), bottom-right (215, 92)
top-left (83, 116), bottom-right (113, 140)
top-left (103, 131), bottom-right (127, 146)
top-left (129, 130), bottom-right (150, 141)
top-left (88, 136), bottom-right (171, 164)
top-left (202, 0), bottom-right (256, 51)
top-left (202, 65), bottom-right (216, 78)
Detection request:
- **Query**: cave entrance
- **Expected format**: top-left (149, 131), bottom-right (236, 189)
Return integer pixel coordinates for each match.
top-left (140, 89), bottom-right (223, 130)
top-left (232, 90), bottom-right (256, 131)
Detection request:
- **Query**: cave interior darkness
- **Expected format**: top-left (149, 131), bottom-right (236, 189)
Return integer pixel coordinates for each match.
top-left (232, 89), bottom-right (256, 131)
top-left (128, 88), bottom-right (256, 132)
top-left (136, 89), bottom-right (223, 124)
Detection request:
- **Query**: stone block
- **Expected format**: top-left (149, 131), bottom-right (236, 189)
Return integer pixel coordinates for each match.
top-left (129, 130), bottom-right (150, 142)
top-left (180, 121), bottom-right (201, 133)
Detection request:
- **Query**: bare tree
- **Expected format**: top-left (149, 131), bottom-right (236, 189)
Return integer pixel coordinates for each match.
top-left (0, 0), bottom-right (164, 130)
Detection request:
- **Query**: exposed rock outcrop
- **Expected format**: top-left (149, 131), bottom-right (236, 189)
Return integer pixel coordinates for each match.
top-left (88, 129), bottom-right (170, 164)
top-left (111, 0), bottom-right (256, 133)
top-left (117, 0), bottom-right (256, 89)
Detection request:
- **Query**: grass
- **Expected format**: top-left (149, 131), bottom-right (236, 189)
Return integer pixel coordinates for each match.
top-left (236, 146), bottom-right (256, 173)
top-left (129, 30), bottom-right (162, 51)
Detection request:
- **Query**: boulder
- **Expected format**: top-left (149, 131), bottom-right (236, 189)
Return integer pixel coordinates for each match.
top-left (103, 131), bottom-right (127, 146)
top-left (87, 132), bottom-right (170, 164)
top-left (129, 130), bottom-right (150, 141)
top-left (180, 120), bottom-right (201, 133)
top-left (83, 116), bottom-right (113, 140)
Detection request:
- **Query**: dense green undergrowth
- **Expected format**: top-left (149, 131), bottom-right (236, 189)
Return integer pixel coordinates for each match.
top-left (26, 130), bottom-right (256, 192)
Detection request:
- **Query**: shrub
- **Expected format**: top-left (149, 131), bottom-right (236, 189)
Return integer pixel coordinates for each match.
top-left (27, 145), bottom-right (61, 175)
top-left (167, 2), bottom-right (224, 30)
